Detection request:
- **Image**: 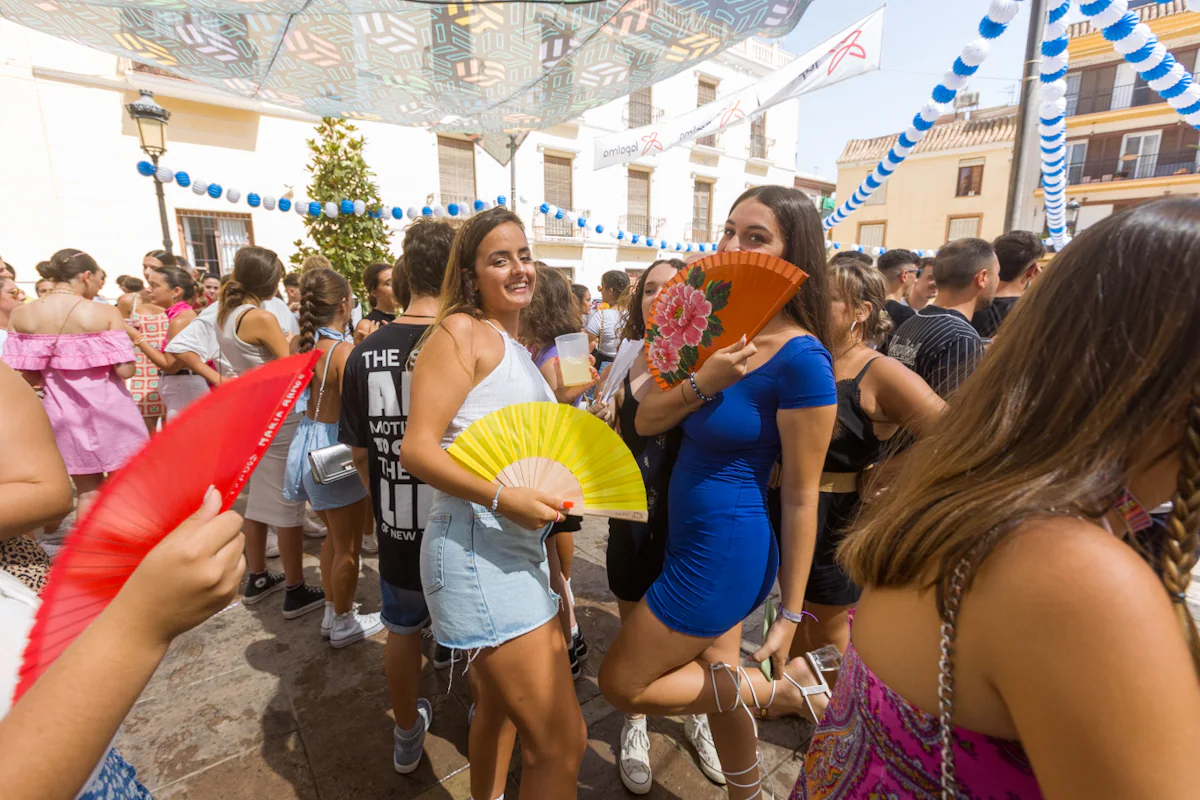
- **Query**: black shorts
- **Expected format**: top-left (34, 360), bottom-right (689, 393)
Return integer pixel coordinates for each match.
top-left (546, 514), bottom-right (582, 538)
top-left (605, 519), bottom-right (667, 603)
top-left (768, 487), bottom-right (862, 608)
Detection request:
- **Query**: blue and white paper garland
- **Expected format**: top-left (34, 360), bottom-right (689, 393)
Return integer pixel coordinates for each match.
top-left (136, 161), bottom-right (509, 221)
top-left (1039, 0), bottom-right (1073, 249)
top-left (822, 0), bottom-right (1024, 232)
top-left (533, 202), bottom-right (722, 252)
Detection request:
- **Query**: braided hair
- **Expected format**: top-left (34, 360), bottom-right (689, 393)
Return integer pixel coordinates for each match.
top-left (1164, 399), bottom-right (1200, 672)
top-left (297, 268), bottom-right (350, 354)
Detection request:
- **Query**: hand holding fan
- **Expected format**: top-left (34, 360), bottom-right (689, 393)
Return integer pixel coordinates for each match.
top-left (16, 351), bottom-right (319, 701)
top-left (447, 402), bottom-right (647, 522)
top-left (644, 252), bottom-right (808, 390)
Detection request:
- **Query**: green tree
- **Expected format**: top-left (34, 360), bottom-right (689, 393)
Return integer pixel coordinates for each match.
top-left (291, 117), bottom-right (393, 303)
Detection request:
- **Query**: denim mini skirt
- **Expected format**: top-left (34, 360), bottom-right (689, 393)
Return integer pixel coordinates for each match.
top-left (421, 490), bottom-right (559, 651)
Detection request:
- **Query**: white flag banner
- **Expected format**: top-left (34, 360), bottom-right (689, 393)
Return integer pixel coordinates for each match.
top-left (594, 6), bottom-right (886, 170)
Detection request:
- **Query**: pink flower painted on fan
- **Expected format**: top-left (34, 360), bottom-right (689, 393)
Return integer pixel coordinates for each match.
top-left (646, 336), bottom-right (681, 375)
top-left (656, 283), bottom-right (712, 348)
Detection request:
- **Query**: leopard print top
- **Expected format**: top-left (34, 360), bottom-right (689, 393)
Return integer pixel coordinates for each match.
top-left (1, 535), bottom-right (50, 594)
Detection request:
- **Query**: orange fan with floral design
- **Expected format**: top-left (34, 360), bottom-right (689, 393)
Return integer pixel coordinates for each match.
top-left (644, 252), bottom-right (808, 390)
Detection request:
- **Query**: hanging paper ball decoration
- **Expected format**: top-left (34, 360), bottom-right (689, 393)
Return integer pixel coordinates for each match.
top-left (277, 197), bottom-right (289, 212)
top-left (226, 188), bottom-right (241, 204)
top-left (353, 199), bottom-right (366, 216)
top-left (392, 207), bottom-right (403, 219)
top-left (482, 200), bottom-right (494, 211)
top-left (497, 195), bottom-right (507, 206)
top-left (596, 224), bottom-right (605, 234)
top-left (519, 195), bottom-right (528, 204)
top-left (381, 207), bottom-right (392, 220)
top-left (832, 242), bottom-right (841, 250)
top-left (646, 238), bottom-right (656, 248)
top-left (474, 199), bottom-right (485, 212)
top-left (191, 180), bottom-right (208, 195)
top-left (246, 193), bottom-right (261, 208)
top-left (324, 202), bottom-right (338, 217)
top-left (631, 234), bottom-right (640, 244)
top-left (686, 244), bottom-right (693, 252)
top-left (207, 183), bottom-right (223, 199)
top-left (263, 195), bottom-right (276, 211)
top-left (616, 231), bottom-right (625, 240)
top-left (309, 201), bottom-right (322, 216)
top-left (554, 208), bottom-right (565, 220)
top-left (576, 217), bottom-right (587, 228)
top-left (155, 166), bottom-right (174, 183)
top-left (421, 206), bottom-right (433, 216)
top-left (137, 161), bottom-right (156, 177)
top-left (539, 203), bottom-right (550, 214)
top-left (448, 203), bottom-right (460, 217)
top-left (175, 171), bottom-right (191, 188)
top-left (339, 199), bottom-right (354, 215)
top-left (407, 207), bottom-right (419, 220)
top-left (674, 243), bottom-right (682, 251)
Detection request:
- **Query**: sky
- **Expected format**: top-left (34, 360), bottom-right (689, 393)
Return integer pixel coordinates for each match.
top-left (779, 0), bottom-right (1036, 179)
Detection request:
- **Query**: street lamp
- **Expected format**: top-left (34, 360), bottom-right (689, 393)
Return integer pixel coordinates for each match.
top-left (1066, 198), bottom-right (1082, 235)
top-left (126, 89), bottom-right (174, 255)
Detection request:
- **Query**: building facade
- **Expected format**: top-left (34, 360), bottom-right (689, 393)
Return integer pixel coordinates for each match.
top-left (829, 105), bottom-right (1017, 251)
top-left (0, 21), bottom-right (803, 295)
top-left (1032, 0), bottom-right (1200, 235)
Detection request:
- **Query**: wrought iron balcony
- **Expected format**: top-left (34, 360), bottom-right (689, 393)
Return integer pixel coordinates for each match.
top-left (619, 213), bottom-right (665, 239)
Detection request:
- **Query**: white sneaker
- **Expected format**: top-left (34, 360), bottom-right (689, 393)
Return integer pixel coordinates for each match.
top-left (618, 716), bottom-right (652, 795)
top-left (265, 528), bottom-right (280, 558)
top-left (330, 610), bottom-right (384, 648)
top-left (320, 601), bottom-right (335, 639)
top-left (361, 533), bottom-right (379, 554)
top-left (303, 515), bottom-right (327, 539)
top-left (684, 714), bottom-right (725, 785)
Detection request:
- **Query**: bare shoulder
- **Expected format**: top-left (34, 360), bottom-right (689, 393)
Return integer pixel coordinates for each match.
top-left (865, 354), bottom-right (923, 385)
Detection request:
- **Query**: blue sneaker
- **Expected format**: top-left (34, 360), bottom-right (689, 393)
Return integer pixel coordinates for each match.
top-left (393, 698), bottom-right (432, 774)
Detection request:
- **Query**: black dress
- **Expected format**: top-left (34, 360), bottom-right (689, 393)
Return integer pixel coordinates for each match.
top-left (768, 358), bottom-right (885, 606)
top-left (605, 374), bottom-right (683, 602)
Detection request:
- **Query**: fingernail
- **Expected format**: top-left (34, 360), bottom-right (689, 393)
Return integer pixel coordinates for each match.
top-left (203, 485), bottom-right (218, 505)
top-left (562, 501), bottom-right (575, 510)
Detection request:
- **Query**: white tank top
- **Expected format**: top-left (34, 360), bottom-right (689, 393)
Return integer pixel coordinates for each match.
top-left (441, 319), bottom-right (556, 448)
top-left (216, 303), bottom-right (274, 376)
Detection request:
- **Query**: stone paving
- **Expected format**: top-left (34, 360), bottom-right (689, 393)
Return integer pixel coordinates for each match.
top-left (114, 517), bottom-right (816, 799)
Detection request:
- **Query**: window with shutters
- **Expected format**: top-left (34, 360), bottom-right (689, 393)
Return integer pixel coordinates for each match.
top-left (691, 181), bottom-right (713, 242)
top-left (863, 181), bottom-right (887, 206)
top-left (543, 155), bottom-right (576, 236)
top-left (1074, 64), bottom-right (1118, 115)
top-left (1064, 72), bottom-right (1081, 116)
top-left (946, 215), bottom-right (982, 242)
top-left (697, 79), bottom-right (719, 147)
top-left (749, 115), bottom-right (768, 160)
top-left (627, 170), bottom-right (651, 236)
top-left (628, 87), bottom-right (654, 128)
top-left (437, 136), bottom-right (476, 209)
top-left (956, 159), bottom-right (985, 197)
top-left (177, 210), bottom-right (253, 276)
top-left (857, 222), bottom-right (886, 250)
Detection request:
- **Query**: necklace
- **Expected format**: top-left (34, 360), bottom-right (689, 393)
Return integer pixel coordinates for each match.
top-left (48, 289), bottom-right (79, 298)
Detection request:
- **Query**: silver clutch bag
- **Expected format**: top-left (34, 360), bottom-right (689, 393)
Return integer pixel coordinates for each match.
top-left (308, 443), bottom-right (356, 485)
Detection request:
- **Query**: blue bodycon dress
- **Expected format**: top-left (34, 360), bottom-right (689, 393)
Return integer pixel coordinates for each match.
top-left (645, 335), bottom-right (837, 637)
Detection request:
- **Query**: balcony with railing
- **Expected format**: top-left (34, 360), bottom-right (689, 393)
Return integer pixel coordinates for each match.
top-left (533, 207), bottom-right (592, 240)
top-left (686, 221), bottom-right (714, 243)
top-left (748, 133), bottom-right (774, 161)
top-left (1065, 150), bottom-right (1200, 185)
top-left (620, 214), bottom-right (665, 239)
top-left (624, 100), bottom-right (664, 129)
top-left (1065, 82), bottom-right (1158, 116)
top-left (694, 130), bottom-right (722, 150)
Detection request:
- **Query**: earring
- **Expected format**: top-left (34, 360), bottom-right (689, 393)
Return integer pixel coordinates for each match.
top-left (850, 321), bottom-right (858, 333)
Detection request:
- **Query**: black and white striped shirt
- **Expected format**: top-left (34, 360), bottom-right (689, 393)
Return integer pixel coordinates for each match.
top-left (886, 306), bottom-right (984, 398)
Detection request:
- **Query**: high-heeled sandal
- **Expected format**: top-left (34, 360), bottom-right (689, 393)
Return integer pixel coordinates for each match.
top-left (709, 650), bottom-right (836, 726)
top-left (722, 753), bottom-right (772, 799)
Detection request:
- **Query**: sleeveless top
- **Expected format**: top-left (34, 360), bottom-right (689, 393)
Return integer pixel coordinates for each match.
top-left (440, 319), bottom-right (555, 449)
top-left (823, 358), bottom-right (885, 474)
top-left (215, 303), bottom-right (273, 376)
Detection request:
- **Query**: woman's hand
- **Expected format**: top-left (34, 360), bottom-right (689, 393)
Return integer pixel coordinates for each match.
top-left (753, 616), bottom-right (798, 684)
top-left (124, 324), bottom-right (142, 344)
top-left (112, 487), bottom-right (246, 646)
top-left (694, 336), bottom-right (757, 397)
top-left (496, 485), bottom-right (568, 531)
top-left (354, 320), bottom-right (381, 345)
top-left (553, 358), bottom-right (599, 406)
top-left (588, 398), bottom-right (616, 427)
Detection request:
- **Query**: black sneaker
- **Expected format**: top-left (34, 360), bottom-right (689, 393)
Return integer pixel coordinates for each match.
top-left (282, 583), bottom-right (326, 619)
top-left (243, 571), bottom-right (285, 605)
top-left (569, 643), bottom-right (582, 680)
top-left (572, 630), bottom-right (589, 660)
top-left (432, 644), bottom-right (453, 669)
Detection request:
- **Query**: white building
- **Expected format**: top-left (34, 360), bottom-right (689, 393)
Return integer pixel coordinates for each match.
top-left (0, 21), bottom-right (803, 294)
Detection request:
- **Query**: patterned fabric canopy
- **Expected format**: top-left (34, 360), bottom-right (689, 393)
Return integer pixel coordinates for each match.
top-left (0, 0), bottom-right (812, 136)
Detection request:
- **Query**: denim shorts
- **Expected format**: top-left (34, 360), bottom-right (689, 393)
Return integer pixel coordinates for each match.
top-left (380, 578), bottom-right (431, 635)
top-left (283, 416), bottom-right (368, 511)
top-left (421, 490), bottom-right (559, 651)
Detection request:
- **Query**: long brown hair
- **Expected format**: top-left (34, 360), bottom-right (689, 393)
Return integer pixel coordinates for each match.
top-left (523, 266), bottom-right (580, 348)
top-left (621, 259), bottom-right (686, 341)
top-left (840, 198), bottom-right (1200, 670)
top-left (729, 186), bottom-right (832, 350)
top-left (218, 246), bottom-right (282, 325)
top-left (297, 268), bottom-right (350, 354)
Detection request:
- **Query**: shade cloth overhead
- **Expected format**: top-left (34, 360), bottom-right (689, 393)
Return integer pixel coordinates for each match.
top-left (0, 0), bottom-right (813, 135)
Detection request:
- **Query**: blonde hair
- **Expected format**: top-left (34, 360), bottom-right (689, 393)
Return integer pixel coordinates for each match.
top-left (301, 254), bottom-right (333, 273)
top-left (831, 261), bottom-right (892, 347)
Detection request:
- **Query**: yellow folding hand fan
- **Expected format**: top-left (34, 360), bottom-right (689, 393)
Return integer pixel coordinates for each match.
top-left (447, 402), bottom-right (648, 522)
top-left (645, 251), bottom-right (808, 390)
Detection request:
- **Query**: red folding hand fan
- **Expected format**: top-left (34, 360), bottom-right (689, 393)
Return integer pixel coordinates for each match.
top-left (644, 252), bottom-right (808, 390)
top-left (15, 351), bottom-right (319, 700)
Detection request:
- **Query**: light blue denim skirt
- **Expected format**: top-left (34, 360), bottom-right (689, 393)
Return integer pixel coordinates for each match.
top-left (283, 415), bottom-right (368, 511)
top-left (421, 490), bottom-right (559, 651)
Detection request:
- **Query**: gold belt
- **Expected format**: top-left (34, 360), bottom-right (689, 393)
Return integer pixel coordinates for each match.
top-left (820, 471), bottom-right (861, 494)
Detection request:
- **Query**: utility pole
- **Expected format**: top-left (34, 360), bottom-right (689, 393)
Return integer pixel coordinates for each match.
top-left (1004, 0), bottom-right (1048, 233)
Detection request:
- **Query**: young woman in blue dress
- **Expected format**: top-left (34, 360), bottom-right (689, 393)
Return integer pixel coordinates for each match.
top-left (599, 185), bottom-right (838, 799)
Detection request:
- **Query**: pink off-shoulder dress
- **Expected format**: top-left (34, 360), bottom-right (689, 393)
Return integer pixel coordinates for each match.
top-left (3, 330), bottom-right (148, 475)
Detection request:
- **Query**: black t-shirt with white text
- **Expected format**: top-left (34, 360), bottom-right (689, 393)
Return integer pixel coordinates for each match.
top-left (339, 323), bottom-right (430, 590)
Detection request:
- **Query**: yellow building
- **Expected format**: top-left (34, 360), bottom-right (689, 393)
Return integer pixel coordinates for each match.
top-left (829, 105), bottom-right (1017, 251)
top-left (1036, 0), bottom-right (1200, 233)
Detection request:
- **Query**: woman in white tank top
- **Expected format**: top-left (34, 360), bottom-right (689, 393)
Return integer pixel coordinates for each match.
top-left (402, 209), bottom-right (595, 799)
top-left (214, 246), bottom-right (325, 621)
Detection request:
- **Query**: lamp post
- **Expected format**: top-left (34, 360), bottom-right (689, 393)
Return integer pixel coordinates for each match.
top-left (1066, 198), bottom-right (1082, 236)
top-left (126, 90), bottom-right (173, 255)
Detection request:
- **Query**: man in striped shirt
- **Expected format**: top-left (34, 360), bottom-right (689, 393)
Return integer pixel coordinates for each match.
top-left (886, 238), bottom-right (999, 398)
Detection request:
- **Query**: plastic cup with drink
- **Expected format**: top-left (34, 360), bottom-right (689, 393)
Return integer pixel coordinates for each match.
top-left (555, 332), bottom-right (593, 387)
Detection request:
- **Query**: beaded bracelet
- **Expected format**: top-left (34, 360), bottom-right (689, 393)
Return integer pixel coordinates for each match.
top-left (490, 485), bottom-right (503, 512)
top-left (688, 372), bottom-right (714, 403)
top-left (779, 607), bottom-right (817, 624)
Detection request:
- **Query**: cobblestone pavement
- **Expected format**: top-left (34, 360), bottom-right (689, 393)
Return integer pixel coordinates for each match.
top-left (114, 516), bottom-right (816, 799)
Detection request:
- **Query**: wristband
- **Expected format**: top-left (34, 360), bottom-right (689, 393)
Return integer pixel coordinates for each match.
top-left (490, 485), bottom-right (503, 512)
top-left (779, 606), bottom-right (817, 624)
top-left (688, 372), bottom-right (714, 403)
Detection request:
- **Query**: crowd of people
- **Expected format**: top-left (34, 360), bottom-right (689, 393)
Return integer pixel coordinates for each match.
top-left (1, 186), bottom-right (1198, 800)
